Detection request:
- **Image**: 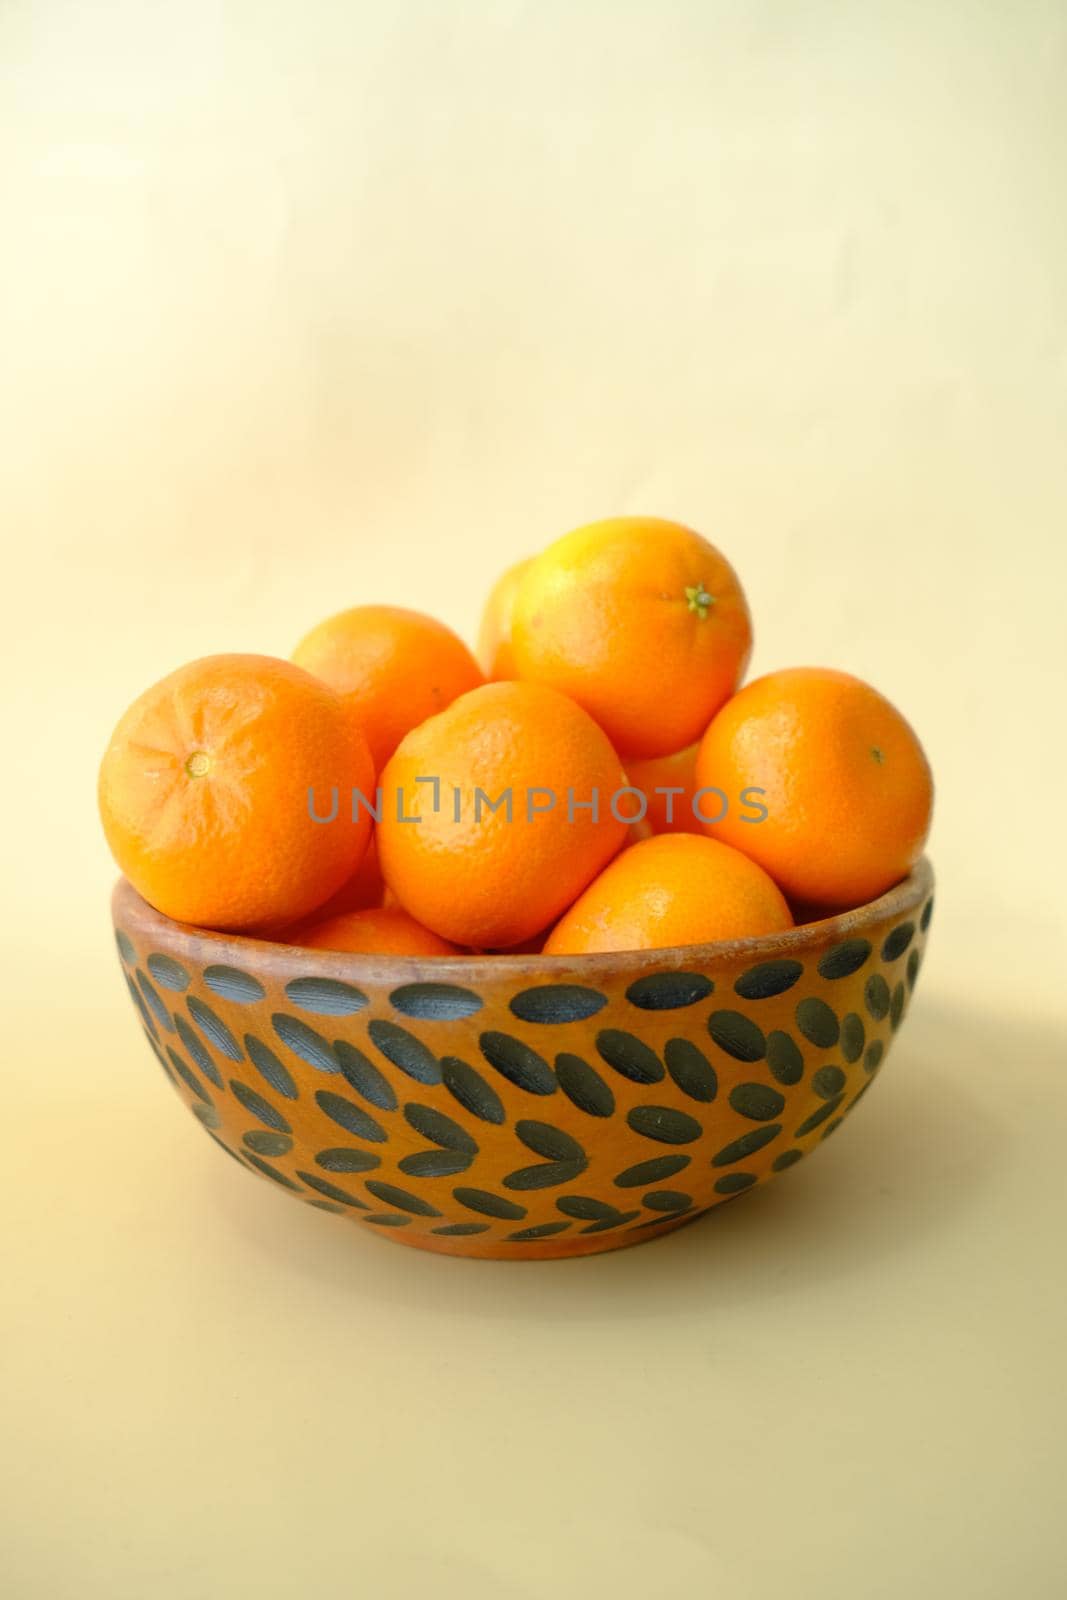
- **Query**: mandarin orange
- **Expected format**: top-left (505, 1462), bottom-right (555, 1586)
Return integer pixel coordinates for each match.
top-left (511, 516), bottom-right (751, 758)
top-left (292, 604), bottom-right (484, 771)
top-left (98, 654), bottom-right (374, 931)
top-left (377, 681), bottom-right (628, 948)
top-left (545, 833), bottom-right (793, 954)
top-left (695, 667), bottom-right (933, 908)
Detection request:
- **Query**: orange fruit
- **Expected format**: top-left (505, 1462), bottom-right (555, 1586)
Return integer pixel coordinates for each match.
top-left (98, 654), bottom-right (374, 931)
top-left (511, 516), bottom-right (752, 758)
top-left (695, 667), bottom-right (933, 909)
top-left (310, 830), bottom-right (386, 918)
top-left (624, 744), bottom-right (700, 834)
top-left (292, 604), bottom-right (484, 772)
top-left (293, 907), bottom-right (461, 956)
top-left (545, 833), bottom-right (793, 954)
top-left (477, 558), bottom-right (530, 679)
top-left (377, 680), bottom-right (628, 948)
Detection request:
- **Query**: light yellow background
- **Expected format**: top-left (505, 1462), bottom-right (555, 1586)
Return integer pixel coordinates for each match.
top-left (2, 4), bottom-right (1066, 1597)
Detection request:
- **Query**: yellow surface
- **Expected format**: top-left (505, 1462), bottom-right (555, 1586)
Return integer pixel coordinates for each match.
top-left (2, 4), bottom-right (1066, 1596)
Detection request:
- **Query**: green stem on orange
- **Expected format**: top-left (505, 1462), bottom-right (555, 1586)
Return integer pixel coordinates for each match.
top-left (685, 583), bottom-right (715, 619)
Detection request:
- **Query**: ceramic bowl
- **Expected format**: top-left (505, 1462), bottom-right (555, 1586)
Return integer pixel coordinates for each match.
top-left (112, 859), bottom-right (933, 1260)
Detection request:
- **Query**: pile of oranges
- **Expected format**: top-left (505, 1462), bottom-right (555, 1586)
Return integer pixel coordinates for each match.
top-left (98, 517), bottom-right (933, 956)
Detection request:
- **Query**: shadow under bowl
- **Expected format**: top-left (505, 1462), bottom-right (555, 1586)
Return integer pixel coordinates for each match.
top-left (112, 858), bottom-right (934, 1260)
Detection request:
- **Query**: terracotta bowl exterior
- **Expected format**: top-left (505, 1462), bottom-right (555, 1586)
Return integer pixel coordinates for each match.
top-left (111, 859), bottom-right (933, 1260)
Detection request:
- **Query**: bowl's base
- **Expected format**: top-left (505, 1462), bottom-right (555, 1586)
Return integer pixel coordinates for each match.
top-left (357, 1205), bottom-right (711, 1261)
top-left (111, 862), bottom-right (932, 1266)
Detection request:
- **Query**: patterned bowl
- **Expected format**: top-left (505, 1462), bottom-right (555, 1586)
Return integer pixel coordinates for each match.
top-left (112, 859), bottom-right (933, 1260)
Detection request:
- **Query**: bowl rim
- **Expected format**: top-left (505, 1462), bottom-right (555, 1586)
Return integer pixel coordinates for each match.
top-left (112, 856), bottom-right (933, 984)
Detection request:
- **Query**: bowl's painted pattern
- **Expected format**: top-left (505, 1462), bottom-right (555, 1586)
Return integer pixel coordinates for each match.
top-left (112, 861), bottom-right (933, 1260)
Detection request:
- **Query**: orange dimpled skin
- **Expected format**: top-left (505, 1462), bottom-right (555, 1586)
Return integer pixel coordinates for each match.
top-left (511, 516), bottom-right (752, 759)
top-left (292, 604), bottom-right (484, 772)
top-left (378, 681), bottom-right (628, 949)
top-left (545, 834), bottom-right (793, 955)
top-left (695, 667), bottom-right (933, 909)
top-left (293, 907), bottom-right (461, 956)
top-left (98, 654), bottom-right (375, 932)
top-left (477, 558), bottom-right (530, 679)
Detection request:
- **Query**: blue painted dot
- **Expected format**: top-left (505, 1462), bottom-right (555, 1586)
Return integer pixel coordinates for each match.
top-left (146, 954), bottom-right (190, 992)
top-left (203, 965), bottom-right (266, 1003)
top-left (272, 1014), bottom-right (340, 1073)
top-left (283, 977), bottom-right (368, 1016)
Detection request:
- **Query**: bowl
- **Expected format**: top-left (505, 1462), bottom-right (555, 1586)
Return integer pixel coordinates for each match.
top-left (111, 858), bottom-right (933, 1260)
